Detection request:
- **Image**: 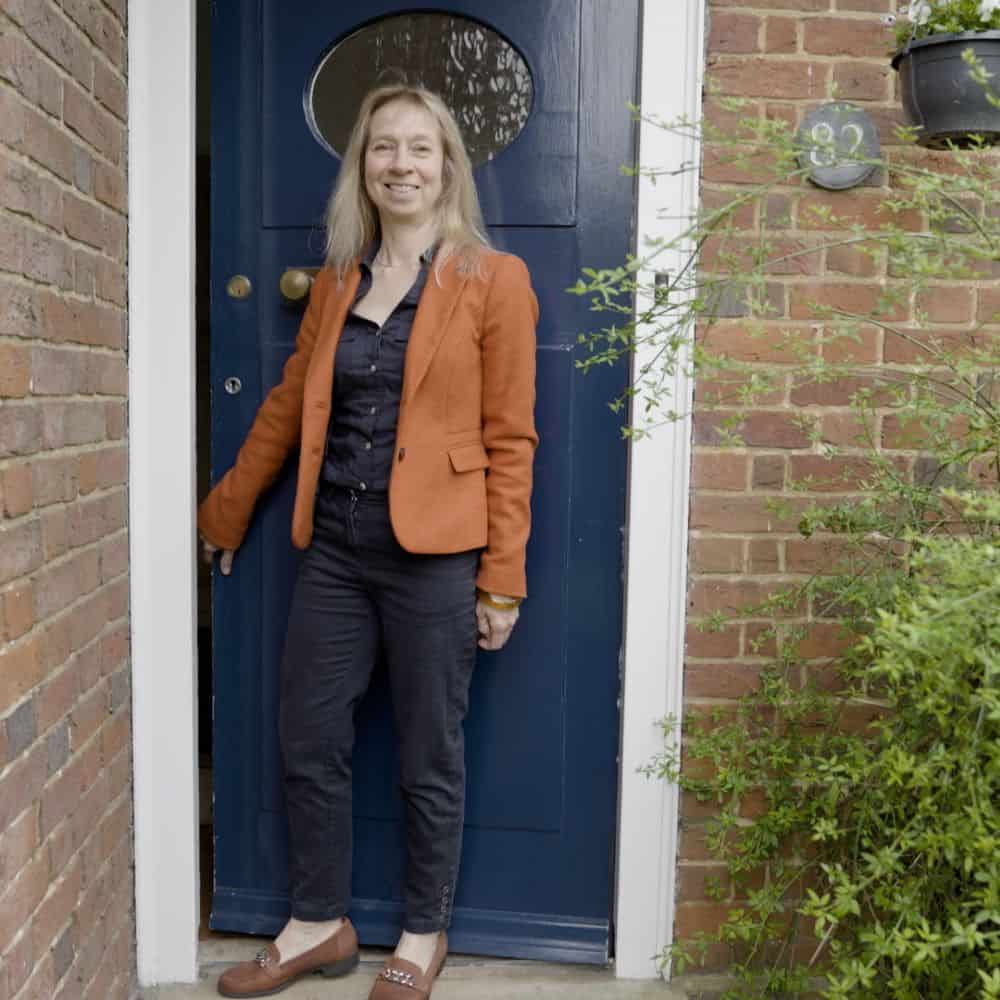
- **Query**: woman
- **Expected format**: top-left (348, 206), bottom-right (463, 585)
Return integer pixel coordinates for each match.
top-left (199, 84), bottom-right (538, 1000)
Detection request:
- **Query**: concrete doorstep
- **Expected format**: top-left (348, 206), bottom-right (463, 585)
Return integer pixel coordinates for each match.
top-left (140, 938), bottom-right (690, 999)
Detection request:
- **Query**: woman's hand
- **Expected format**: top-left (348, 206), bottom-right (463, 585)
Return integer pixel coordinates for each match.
top-left (475, 595), bottom-right (520, 651)
top-left (201, 535), bottom-right (236, 576)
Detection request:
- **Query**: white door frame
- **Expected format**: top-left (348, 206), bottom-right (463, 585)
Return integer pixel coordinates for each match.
top-left (127, 0), bottom-right (705, 984)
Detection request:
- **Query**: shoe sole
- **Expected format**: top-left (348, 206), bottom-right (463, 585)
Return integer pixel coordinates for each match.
top-left (217, 950), bottom-right (360, 998)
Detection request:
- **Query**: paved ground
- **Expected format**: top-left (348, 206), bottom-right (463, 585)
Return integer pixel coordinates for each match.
top-left (141, 938), bottom-right (695, 999)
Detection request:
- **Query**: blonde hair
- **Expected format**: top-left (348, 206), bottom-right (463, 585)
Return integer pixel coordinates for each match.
top-left (323, 85), bottom-right (491, 279)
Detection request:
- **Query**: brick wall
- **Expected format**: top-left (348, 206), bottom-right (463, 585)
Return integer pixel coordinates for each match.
top-left (0, 2), bottom-right (134, 998)
top-left (679, 0), bottom-right (916, 961)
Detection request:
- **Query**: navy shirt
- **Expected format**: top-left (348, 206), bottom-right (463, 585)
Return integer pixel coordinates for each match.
top-left (320, 244), bottom-right (434, 493)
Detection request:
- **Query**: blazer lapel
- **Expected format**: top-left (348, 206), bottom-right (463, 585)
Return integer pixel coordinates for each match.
top-left (303, 265), bottom-right (361, 404)
top-left (402, 255), bottom-right (469, 403)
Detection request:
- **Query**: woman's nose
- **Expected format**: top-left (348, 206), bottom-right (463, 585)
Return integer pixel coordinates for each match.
top-left (389, 149), bottom-right (412, 171)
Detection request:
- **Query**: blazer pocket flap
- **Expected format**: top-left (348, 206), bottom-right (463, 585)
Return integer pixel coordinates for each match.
top-left (448, 443), bottom-right (490, 473)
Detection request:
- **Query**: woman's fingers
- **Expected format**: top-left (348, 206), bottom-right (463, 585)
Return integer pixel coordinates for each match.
top-left (475, 601), bottom-right (519, 651)
top-left (200, 536), bottom-right (235, 575)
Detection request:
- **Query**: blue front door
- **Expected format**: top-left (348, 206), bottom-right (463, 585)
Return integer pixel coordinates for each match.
top-left (209, 0), bottom-right (638, 963)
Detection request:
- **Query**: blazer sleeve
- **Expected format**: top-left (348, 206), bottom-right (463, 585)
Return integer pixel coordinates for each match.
top-left (476, 254), bottom-right (540, 598)
top-left (197, 269), bottom-right (330, 551)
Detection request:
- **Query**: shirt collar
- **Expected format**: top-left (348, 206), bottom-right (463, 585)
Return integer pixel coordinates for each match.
top-left (360, 239), bottom-right (439, 271)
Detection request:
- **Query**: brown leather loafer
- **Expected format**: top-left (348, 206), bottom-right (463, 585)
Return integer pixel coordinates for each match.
top-left (368, 932), bottom-right (448, 999)
top-left (217, 918), bottom-right (360, 997)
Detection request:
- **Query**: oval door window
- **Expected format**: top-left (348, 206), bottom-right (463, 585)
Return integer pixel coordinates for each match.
top-left (306, 13), bottom-right (533, 167)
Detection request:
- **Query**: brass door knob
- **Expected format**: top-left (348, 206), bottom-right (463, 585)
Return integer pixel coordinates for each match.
top-left (279, 267), bottom-right (320, 302)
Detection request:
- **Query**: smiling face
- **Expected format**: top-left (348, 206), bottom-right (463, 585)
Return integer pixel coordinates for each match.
top-left (363, 98), bottom-right (446, 229)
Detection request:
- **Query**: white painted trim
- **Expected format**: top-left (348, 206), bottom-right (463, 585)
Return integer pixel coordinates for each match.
top-left (128, 0), bottom-right (201, 986)
top-left (614, 0), bottom-right (706, 981)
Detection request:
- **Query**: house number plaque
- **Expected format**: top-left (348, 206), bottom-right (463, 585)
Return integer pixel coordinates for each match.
top-left (797, 102), bottom-right (880, 191)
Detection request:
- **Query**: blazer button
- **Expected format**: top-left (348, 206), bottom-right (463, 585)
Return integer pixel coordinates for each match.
top-left (398, 448), bottom-right (406, 462)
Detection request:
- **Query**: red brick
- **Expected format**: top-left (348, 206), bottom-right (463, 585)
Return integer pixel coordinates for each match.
top-left (979, 287), bottom-right (1000, 324)
top-left (63, 190), bottom-right (105, 250)
top-left (800, 189), bottom-right (921, 231)
top-left (687, 662), bottom-right (762, 698)
top-left (820, 324), bottom-right (880, 362)
top-left (686, 621), bottom-right (741, 659)
top-left (752, 453), bottom-right (785, 489)
top-left (94, 447), bottom-right (126, 489)
top-left (0, 88), bottom-right (75, 183)
top-left (95, 254), bottom-right (126, 304)
top-left (63, 84), bottom-right (120, 163)
top-left (764, 16), bottom-right (798, 53)
top-left (34, 548), bottom-right (101, 619)
top-left (40, 744), bottom-right (97, 839)
top-left (708, 58), bottom-right (828, 101)
top-left (691, 451), bottom-right (748, 490)
top-left (803, 16), bottom-right (894, 57)
top-left (698, 322), bottom-right (816, 364)
top-left (691, 494), bottom-right (808, 533)
top-left (2, 581), bottom-right (35, 640)
top-left (837, 0), bottom-right (891, 9)
top-left (833, 60), bottom-right (890, 101)
top-left (60, 0), bottom-right (125, 68)
top-left (786, 537), bottom-right (853, 573)
top-left (98, 532), bottom-right (128, 582)
top-left (789, 454), bottom-right (887, 492)
top-left (690, 537), bottom-right (744, 574)
top-left (0, 30), bottom-right (63, 115)
top-left (0, 402), bottom-right (43, 458)
top-left (35, 662), bottom-right (80, 733)
top-left (92, 61), bottom-right (126, 121)
top-left (41, 507), bottom-right (69, 561)
top-left (2, 463), bottom-right (34, 516)
top-left (87, 353), bottom-right (127, 396)
top-left (100, 708), bottom-right (128, 762)
top-left (709, 0), bottom-right (828, 10)
top-left (702, 185), bottom-right (758, 229)
top-left (0, 518), bottom-right (43, 586)
top-left (94, 162), bottom-right (127, 217)
top-left (820, 411), bottom-right (870, 447)
top-left (0, 344), bottom-right (31, 399)
top-left (70, 681), bottom-right (107, 750)
top-left (709, 11), bottom-right (760, 53)
top-left (689, 578), bottom-right (803, 617)
top-left (16, 949), bottom-right (55, 1000)
top-left (31, 858), bottom-right (81, 957)
top-left (789, 281), bottom-right (908, 323)
top-left (789, 374), bottom-right (896, 407)
top-left (42, 401), bottom-right (107, 449)
top-left (916, 286), bottom-right (974, 324)
top-left (0, 737), bottom-right (46, 839)
top-left (0, 806), bottom-right (39, 886)
top-left (826, 242), bottom-right (882, 278)
top-left (104, 400), bottom-right (126, 439)
top-left (695, 409), bottom-right (813, 448)
top-left (3, 921), bottom-right (35, 996)
top-left (748, 538), bottom-right (780, 572)
top-left (0, 154), bottom-right (63, 231)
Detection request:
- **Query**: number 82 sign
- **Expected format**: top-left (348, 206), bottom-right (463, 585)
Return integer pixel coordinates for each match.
top-left (797, 102), bottom-right (880, 190)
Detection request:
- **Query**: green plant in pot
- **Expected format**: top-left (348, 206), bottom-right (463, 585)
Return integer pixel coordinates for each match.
top-left (891, 0), bottom-right (1000, 146)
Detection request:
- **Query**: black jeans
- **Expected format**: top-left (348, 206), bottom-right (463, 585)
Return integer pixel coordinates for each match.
top-left (278, 485), bottom-right (479, 933)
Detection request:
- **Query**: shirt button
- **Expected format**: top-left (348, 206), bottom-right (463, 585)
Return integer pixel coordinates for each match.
top-left (369, 364), bottom-right (377, 373)
top-left (358, 481), bottom-right (367, 491)
top-left (370, 405), bottom-right (377, 415)
top-left (364, 441), bottom-right (372, 451)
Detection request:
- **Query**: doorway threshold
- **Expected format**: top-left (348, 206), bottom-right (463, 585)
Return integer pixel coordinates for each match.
top-left (137, 940), bottom-right (687, 998)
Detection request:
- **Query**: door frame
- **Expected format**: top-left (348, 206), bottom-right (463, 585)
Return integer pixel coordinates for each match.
top-left (127, 0), bottom-right (705, 985)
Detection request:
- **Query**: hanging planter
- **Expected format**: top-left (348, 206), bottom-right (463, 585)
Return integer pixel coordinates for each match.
top-left (892, 30), bottom-right (1000, 147)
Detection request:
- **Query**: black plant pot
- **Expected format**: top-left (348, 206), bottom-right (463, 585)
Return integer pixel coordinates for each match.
top-left (892, 30), bottom-right (1000, 148)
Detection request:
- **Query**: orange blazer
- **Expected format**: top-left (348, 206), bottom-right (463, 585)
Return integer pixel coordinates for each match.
top-left (197, 249), bottom-right (539, 598)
